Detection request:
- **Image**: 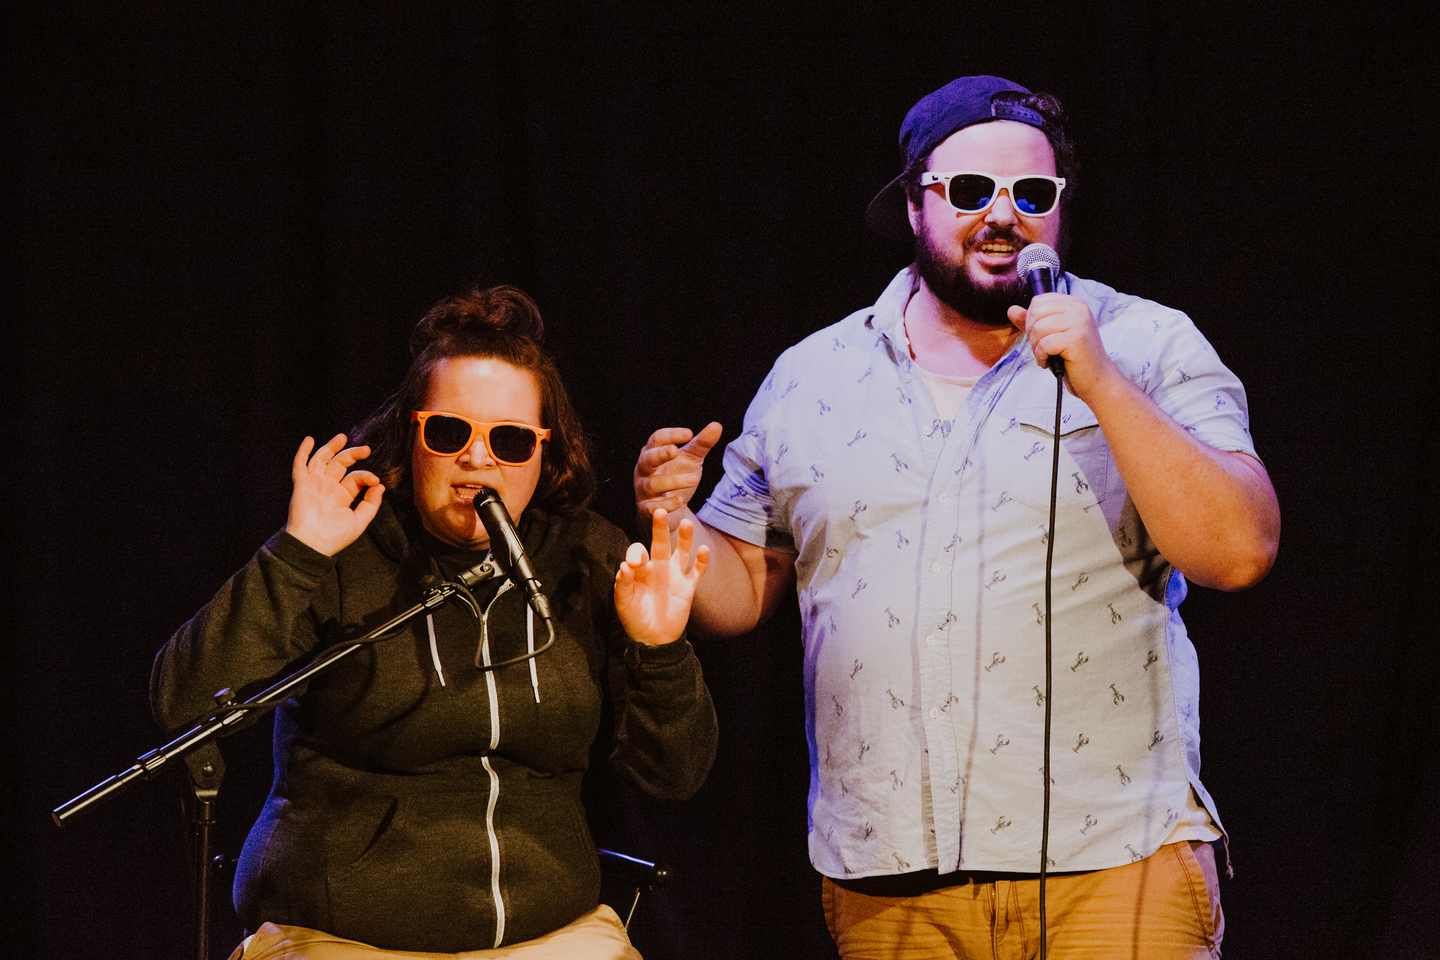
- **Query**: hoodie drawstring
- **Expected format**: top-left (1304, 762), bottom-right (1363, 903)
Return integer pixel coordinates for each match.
top-left (427, 613), bottom-right (446, 687)
top-left (526, 605), bottom-right (540, 704)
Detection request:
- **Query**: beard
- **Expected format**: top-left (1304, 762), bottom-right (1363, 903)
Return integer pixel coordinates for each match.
top-left (913, 222), bottom-right (1033, 328)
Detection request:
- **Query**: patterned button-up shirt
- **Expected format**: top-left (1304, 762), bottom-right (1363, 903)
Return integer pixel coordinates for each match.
top-left (698, 266), bottom-right (1258, 876)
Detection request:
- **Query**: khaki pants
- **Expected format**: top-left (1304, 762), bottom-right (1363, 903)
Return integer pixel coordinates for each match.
top-left (823, 840), bottom-right (1224, 960)
top-left (229, 905), bottom-right (642, 960)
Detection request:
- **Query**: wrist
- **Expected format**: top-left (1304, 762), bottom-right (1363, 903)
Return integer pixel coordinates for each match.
top-left (283, 522), bottom-right (340, 558)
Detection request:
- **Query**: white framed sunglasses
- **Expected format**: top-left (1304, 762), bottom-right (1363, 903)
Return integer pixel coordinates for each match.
top-left (920, 171), bottom-right (1067, 216)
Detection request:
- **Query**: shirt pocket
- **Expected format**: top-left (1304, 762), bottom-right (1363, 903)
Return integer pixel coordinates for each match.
top-left (997, 403), bottom-right (1110, 515)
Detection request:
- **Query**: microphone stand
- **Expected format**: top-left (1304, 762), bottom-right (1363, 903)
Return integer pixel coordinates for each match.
top-left (182, 741), bottom-right (225, 960)
top-left (52, 559), bottom-right (500, 960)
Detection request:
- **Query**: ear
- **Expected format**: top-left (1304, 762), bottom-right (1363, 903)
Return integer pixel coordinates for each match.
top-left (906, 188), bottom-right (924, 235)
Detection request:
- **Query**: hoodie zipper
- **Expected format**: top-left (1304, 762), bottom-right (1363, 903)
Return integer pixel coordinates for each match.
top-left (477, 579), bottom-right (514, 946)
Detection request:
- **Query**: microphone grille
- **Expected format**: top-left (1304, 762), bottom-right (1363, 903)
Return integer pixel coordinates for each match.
top-left (1017, 243), bottom-right (1060, 277)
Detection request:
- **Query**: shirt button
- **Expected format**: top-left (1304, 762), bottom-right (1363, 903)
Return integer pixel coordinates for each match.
top-left (929, 708), bottom-right (939, 719)
top-left (930, 562), bottom-right (940, 573)
top-left (938, 494), bottom-right (948, 503)
top-left (925, 634), bottom-right (936, 646)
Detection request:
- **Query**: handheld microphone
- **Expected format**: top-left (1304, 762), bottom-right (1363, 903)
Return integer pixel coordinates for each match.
top-left (472, 486), bottom-right (553, 621)
top-left (1017, 243), bottom-right (1065, 378)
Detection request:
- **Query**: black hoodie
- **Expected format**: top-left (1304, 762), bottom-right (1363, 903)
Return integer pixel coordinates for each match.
top-left (151, 498), bottom-right (717, 951)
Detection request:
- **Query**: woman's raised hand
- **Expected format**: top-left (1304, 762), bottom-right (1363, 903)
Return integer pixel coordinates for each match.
top-left (284, 434), bottom-right (385, 557)
top-left (614, 508), bottom-right (711, 645)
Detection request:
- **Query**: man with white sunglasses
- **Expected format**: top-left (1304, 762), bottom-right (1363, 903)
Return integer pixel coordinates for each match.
top-left (636, 75), bottom-right (1279, 958)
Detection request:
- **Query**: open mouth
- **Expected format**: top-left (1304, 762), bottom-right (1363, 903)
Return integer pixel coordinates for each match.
top-left (454, 483), bottom-right (487, 501)
top-left (977, 239), bottom-right (1018, 258)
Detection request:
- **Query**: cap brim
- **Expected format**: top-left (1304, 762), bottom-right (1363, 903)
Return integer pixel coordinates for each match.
top-left (865, 173), bottom-right (914, 242)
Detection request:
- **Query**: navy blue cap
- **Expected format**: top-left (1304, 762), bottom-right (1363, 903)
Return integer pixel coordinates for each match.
top-left (866, 75), bottom-right (1048, 241)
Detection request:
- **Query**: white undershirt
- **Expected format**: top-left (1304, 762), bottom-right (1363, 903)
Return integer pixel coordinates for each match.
top-left (900, 320), bottom-right (981, 421)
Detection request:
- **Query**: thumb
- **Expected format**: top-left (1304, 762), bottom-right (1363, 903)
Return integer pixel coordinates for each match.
top-left (682, 421), bottom-right (723, 461)
top-left (1007, 304), bottom-right (1029, 332)
top-left (352, 483), bottom-right (386, 527)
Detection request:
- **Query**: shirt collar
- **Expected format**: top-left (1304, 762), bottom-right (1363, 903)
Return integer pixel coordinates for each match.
top-left (866, 266), bottom-right (922, 342)
top-left (868, 264), bottom-right (1072, 370)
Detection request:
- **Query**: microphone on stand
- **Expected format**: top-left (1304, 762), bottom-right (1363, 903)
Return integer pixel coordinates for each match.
top-left (472, 486), bottom-right (553, 622)
top-left (1018, 243), bottom-right (1065, 378)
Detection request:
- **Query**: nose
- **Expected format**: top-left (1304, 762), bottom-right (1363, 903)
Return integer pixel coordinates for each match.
top-left (460, 435), bottom-right (495, 466)
top-left (985, 189), bottom-right (1018, 225)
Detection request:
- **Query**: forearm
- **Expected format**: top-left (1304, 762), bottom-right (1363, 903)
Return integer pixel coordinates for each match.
top-left (610, 632), bottom-right (719, 800)
top-left (150, 531), bottom-right (331, 729)
top-left (632, 422), bottom-right (795, 635)
top-left (677, 511), bottom-right (794, 637)
top-left (1085, 372), bottom-right (1280, 590)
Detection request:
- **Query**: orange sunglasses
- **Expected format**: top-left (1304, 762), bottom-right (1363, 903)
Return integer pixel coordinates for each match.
top-left (411, 411), bottom-right (551, 465)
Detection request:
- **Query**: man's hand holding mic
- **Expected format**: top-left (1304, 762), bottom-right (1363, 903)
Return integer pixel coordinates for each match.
top-left (1010, 243), bottom-right (1120, 402)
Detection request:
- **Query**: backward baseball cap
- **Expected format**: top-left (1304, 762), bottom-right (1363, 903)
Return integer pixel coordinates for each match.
top-left (865, 75), bottom-right (1050, 241)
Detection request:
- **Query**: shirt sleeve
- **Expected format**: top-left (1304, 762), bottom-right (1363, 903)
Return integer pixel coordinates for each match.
top-left (697, 357), bottom-right (799, 552)
top-left (1079, 277), bottom-right (1260, 460)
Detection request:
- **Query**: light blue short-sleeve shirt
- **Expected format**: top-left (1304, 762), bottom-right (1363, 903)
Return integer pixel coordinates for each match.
top-left (699, 266), bottom-right (1257, 877)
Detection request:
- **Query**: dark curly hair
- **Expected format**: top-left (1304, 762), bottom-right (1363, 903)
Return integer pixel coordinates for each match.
top-left (352, 285), bottom-right (594, 514)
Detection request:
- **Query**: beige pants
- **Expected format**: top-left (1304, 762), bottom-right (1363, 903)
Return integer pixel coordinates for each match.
top-left (824, 840), bottom-right (1224, 960)
top-left (229, 905), bottom-right (642, 960)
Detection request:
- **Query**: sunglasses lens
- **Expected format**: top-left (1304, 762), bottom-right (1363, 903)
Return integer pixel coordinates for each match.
top-left (1013, 178), bottom-right (1059, 215)
top-left (947, 174), bottom-right (998, 211)
top-left (423, 415), bottom-right (474, 455)
top-left (488, 425), bottom-right (539, 464)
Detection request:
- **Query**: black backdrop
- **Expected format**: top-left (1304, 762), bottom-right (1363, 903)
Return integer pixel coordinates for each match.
top-left (9, 3), bottom-right (1436, 958)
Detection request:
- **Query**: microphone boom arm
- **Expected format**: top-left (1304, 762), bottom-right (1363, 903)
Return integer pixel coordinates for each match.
top-left (52, 559), bottom-right (500, 826)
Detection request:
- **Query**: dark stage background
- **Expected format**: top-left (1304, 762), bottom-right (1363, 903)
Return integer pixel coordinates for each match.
top-left (9, 3), bottom-right (1435, 958)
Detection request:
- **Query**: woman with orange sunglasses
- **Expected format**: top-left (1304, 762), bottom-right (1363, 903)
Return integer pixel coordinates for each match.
top-left (152, 286), bottom-right (716, 958)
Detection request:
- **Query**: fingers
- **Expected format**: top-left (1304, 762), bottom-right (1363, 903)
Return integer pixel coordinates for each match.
top-left (350, 480), bottom-right (386, 527)
top-left (293, 436), bottom-right (317, 480)
top-left (339, 470), bottom-right (383, 499)
top-left (1007, 304), bottom-right (1029, 332)
top-left (673, 513), bottom-right (695, 561)
top-left (649, 508), bottom-right (673, 562)
top-left (312, 433), bottom-right (349, 466)
top-left (636, 423), bottom-right (722, 475)
top-left (329, 444), bottom-right (371, 471)
top-left (1022, 299), bottom-right (1125, 403)
top-left (628, 512), bottom-right (701, 579)
top-left (676, 519), bottom-right (708, 581)
top-left (643, 426), bottom-right (698, 451)
top-left (614, 513), bottom-right (709, 646)
top-left (1013, 296), bottom-right (1074, 370)
top-left (680, 421), bottom-right (723, 460)
top-left (636, 442), bottom-right (682, 475)
top-left (626, 540), bottom-right (650, 566)
top-left (637, 470), bottom-right (702, 500)
top-left (635, 428), bottom-right (694, 480)
top-left (1011, 303), bottom-right (1052, 368)
top-left (635, 424), bottom-right (722, 523)
top-left (635, 435), bottom-right (692, 481)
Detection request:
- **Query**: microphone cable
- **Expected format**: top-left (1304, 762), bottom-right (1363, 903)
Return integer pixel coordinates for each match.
top-left (1017, 241), bottom-right (1067, 960)
top-left (1039, 357), bottom-right (1064, 960)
